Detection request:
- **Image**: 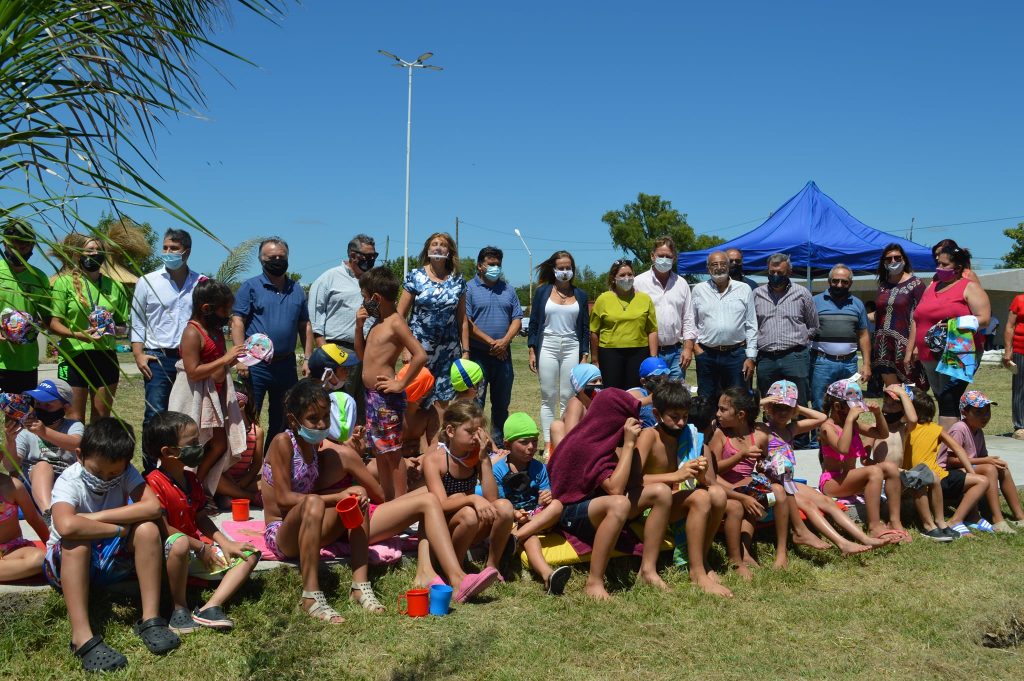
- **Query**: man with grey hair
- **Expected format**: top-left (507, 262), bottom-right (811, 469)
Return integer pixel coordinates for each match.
top-left (810, 263), bottom-right (871, 419)
top-left (753, 253), bottom-right (818, 421)
top-left (233, 237), bottom-right (314, 444)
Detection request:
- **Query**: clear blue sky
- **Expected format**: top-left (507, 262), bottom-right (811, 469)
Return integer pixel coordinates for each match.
top-left (79, 2), bottom-right (1024, 285)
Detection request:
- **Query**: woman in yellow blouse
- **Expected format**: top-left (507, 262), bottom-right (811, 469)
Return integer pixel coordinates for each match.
top-left (589, 259), bottom-right (658, 389)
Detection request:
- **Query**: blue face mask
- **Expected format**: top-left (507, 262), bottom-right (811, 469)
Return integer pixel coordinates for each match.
top-left (297, 425), bottom-right (329, 445)
top-left (161, 252), bottom-right (185, 270)
top-left (484, 265), bottom-right (502, 282)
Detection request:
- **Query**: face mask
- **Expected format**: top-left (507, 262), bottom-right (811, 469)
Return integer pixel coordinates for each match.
top-left (934, 267), bottom-right (957, 283)
top-left (883, 410), bottom-right (903, 425)
top-left (768, 273), bottom-right (789, 288)
top-left (80, 254), bottom-right (104, 272)
top-left (885, 261), bottom-right (904, 275)
top-left (828, 286), bottom-right (849, 299)
top-left (658, 421), bottom-right (685, 438)
top-left (37, 408), bottom-right (65, 425)
top-left (262, 258), bottom-right (289, 277)
top-left (653, 257), bottom-right (674, 273)
top-left (729, 263), bottom-right (743, 278)
top-left (582, 385), bottom-right (602, 399)
top-left (352, 253), bottom-right (377, 271)
top-left (321, 368), bottom-right (344, 391)
top-left (710, 272), bottom-right (730, 285)
top-left (484, 265), bottom-right (502, 282)
top-left (161, 252), bottom-right (185, 270)
top-left (554, 269), bottom-right (573, 282)
top-left (363, 296), bottom-right (381, 319)
top-left (203, 309), bottom-right (229, 327)
top-left (615, 277), bottom-right (634, 292)
top-left (177, 444), bottom-right (205, 467)
top-left (297, 425), bottom-right (329, 445)
top-left (428, 250), bottom-right (449, 260)
top-left (80, 467), bottom-right (125, 496)
top-left (4, 246), bottom-right (32, 266)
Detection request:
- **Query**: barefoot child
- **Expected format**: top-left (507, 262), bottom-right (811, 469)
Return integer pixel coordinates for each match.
top-left (354, 266), bottom-right (428, 500)
top-left (0, 471), bottom-right (48, 581)
top-left (628, 357), bottom-right (671, 428)
top-left (637, 381), bottom-right (732, 597)
top-left (216, 381), bottom-right (264, 507)
top-left (45, 418), bottom-right (179, 672)
top-left (547, 363), bottom-right (602, 458)
top-left (143, 412), bottom-right (260, 633)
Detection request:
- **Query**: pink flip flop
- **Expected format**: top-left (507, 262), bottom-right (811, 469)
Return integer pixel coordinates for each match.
top-left (454, 567), bottom-right (499, 603)
top-left (427, 576), bottom-right (446, 588)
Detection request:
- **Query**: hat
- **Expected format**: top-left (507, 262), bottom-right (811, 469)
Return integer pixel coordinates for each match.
top-left (503, 412), bottom-right (540, 443)
top-left (307, 343), bottom-right (359, 377)
top-left (2, 219), bottom-right (34, 242)
top-left (826, 379), bottom-right (867, 411)
top-left (450, 359), bottom-right (483, 392)
top-left (0, 393), bottom-right (33, 422)
top-left (570, 363), bottom-right (602, 394)
top-left (238, 333), bottom-right (275, 367)
top-left (766, 380), bottom-right (798, 407)
top-left (24, 378), bottom-right (72, 404)
top-left (639, 357), bottom-right (670, 378)
top-left (960, 390), bottom-right (996, 417)
top-left (327, 391), bottom-right (357, 442)
top-left (397, 364), bottom-right (435, 404)
top-left (900, 463), bottom-right (936, 491)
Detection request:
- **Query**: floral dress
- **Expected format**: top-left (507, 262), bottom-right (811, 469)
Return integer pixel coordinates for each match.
top-left (874, 275), bottom-right (925, 386)
top-left (403, 268), bottom-right (466, 406)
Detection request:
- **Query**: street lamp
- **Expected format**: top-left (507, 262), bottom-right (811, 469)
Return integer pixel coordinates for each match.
top-left (379, 50), bottom-right (443, 277)
top-left (514, 228), bottom-right (533, 309)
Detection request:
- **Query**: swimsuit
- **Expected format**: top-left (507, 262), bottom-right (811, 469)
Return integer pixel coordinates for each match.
top-left (439, 443), bottom-right (479, 497)
top-left (0, 488), bottom-right (32, 556)
top-left (818, 423), bottom-right (867, 490)
top-left (718, 432), bottom-right (758, 484)
top-left (0, 536), bottom-right (33, 557)
top-left (761, 432), bottom-right (798, 495)
top-left (365, 388), bottom-right (406, 455)
top-left (262, 430), bottom-right (320, 558)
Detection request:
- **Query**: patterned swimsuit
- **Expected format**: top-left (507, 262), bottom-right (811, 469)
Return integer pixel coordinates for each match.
top-left (439, 443), bottom-right (479, 497)
top-left (262, 430), bottom-right (320, 558)
top-left (0, 489), bottom-right (33, 556)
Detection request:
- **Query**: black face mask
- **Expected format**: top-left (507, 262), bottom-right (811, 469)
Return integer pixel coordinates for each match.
top-left (363, 297), bottom-right (381, 319)
top-left (352, 253), bottom-right (377, 272)
top-left (582, 386), bottom-right (602, 399)
top-left (768, 273), bottom-right (789, 288)
top-left (658, 421), bottom-right (685, 438)
top-left (262, 258), bottom-right (288, 277)
top-left (37, 408), bottom-right (65, 425)
top-left (80, 254), bottom-right (105, 273)
top-left (828, 286), bottom-right (849, 299)
top-left (883, 410), bottom-right (903, 425)
top-left (204, 309), bottom-right (230, 328)
top-left (4, 247), bottom-right (31, 265)
top-left (729, 263), bottom-right (743, 278)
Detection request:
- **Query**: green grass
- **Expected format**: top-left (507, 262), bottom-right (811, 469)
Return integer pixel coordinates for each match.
top-left (3, 339), bottom-right (1023, 680)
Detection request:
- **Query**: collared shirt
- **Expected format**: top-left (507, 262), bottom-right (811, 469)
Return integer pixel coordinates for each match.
top-left (813, 290), bottom-right (867, 356)
top-left (691, 279), bottom-right (758, 359)
top-left (233, 273), bottom-right (309, 356)
top-left (633, 269), bottom-right (695, 347)
top-left (130, 267), bottom-right (201, 348)
top-left (465, 276), bottom-right (522, 352)
top-left (308, 263), bottom-right (361, 343)
top-left (754, 282), bottom-right (819, 352)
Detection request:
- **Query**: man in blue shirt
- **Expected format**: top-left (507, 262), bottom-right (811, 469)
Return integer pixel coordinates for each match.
top-left (231, 237), bottom-right (313, 445)
top-left (810, 264), bottom-right (872, 418)
top-left (466, 246), bottom-right (522, 447)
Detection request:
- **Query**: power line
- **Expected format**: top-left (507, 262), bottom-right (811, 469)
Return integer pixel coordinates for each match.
top-left (882, 214), bottom-right (1024, 235)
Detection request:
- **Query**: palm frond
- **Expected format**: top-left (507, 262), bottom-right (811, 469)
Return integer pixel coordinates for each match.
top-left (215, 236), bottom-right (264, 285)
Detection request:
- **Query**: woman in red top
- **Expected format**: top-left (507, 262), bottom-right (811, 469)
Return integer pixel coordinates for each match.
top-left (1003, 293), bottom-right (1024, 439)
top-left (907, 244), bottom-right (990, 429)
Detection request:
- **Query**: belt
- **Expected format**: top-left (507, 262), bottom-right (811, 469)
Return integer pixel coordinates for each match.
top-left (146, 347), bottom-right (179, 358)
top-left (327, 339), bottom-right (356, 351)
top-left (814, 349), bottom-right (857, 362)
top-left (271, 352), bottom-right (296, 365)
top-left (700, 342), bottom-right (744, 353)
top-left (758, 345), bottom-right (806, 360)
top-left (659, 342), bottom-right (681, 351)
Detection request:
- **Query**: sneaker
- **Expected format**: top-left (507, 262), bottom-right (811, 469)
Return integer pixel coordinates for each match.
top-left (192, 605), bottom-right (234, 631)
top-left (921, 528), bottom-right (953, 542)
top-left (168, 607), bottom-right (199, 634)
top-left (940, 526), bottom-right (960, 539)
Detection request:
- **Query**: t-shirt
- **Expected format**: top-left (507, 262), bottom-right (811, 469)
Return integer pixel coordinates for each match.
top-left (1011, 294), bottom-right (1024, 355)
top-left (48, 461), bottom-right (146, 548)
top-left (16, 419), bottom-right (85, 474)
top-left (904, 422), bottom-right (947, 479)
top-left (145, 468), bottom-right (206, 539)
top-left (937, 420), bottom-right (986, 468)
top-left (491, 457), bottom-right (550, 511)
top-left (51, 274), bottom-right (131, 355)
top-left (590, 291), bottom-right (658, 348)
top-left (0, 260), bottom-right (53, 371)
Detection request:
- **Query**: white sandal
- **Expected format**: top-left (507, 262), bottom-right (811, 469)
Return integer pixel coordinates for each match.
top-left (350, 581), bottom-right (386, 613)
top-left (300, 590), bottom-right (344, 624)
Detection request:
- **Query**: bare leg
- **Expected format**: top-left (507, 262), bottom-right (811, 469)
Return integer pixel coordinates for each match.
top-left (514, 501), bottom-right (563, 543)
top-left (448, 506), bottom-right (482, 562)
top-left (914, 490), bottom-right (937, 532)
top-left (375, 451), bottom-right (405, 501)
top-left (804, 486), bottom-right (889, 547)
top-left (522, 535), bottom-right (553, 583)
top-left (948, 473), bottom-right (989, 526)
top-left (29, 461), bottom-right (55, 511)
top-left (976, 464), bottom-right (1005, 523)
top-left (998, 469), bottom-right (1024, 520)
top-left (485, 499), bottom-right (515, 571)
top-left (275, 494), bottom-right (346, 623)
top-left (877, 462), bottom-right (906, 534)
top-left (722, 498), bottom-right (752, 580)
top-left (60, 540), bottom-right (96, 648)
top-left (92, 383), bottom-right (117, 421)
top-left (626, 484), bottom-right (672, 590)
top-left (0, 544), bottom-right (45, 581)
top-left (676, 488), bottom-right (731, 597)
top-left (770, 483), bottom-right (790, 568)
top-left (369, 492), bottom-right (469, 588)
top-left (788, 494), bottom-right (830, 550)
top-left (583, 495), bottom-right (630, 600)
top-left (928, 481), bottom-right (950, 529)
top-left (130, 521), bottom-right (164, 621)
top-left (795, 489), bottom-right (871, 554)
top-left (824, 466), bottom-right (887, 536)
top-left (69, 387), bottom-right (89, 424)
top-left (164, 535), bottom-right (192, 611)
top-left (201, 551), bottom-right (259, 610)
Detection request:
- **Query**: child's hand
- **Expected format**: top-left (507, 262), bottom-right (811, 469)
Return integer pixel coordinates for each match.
top-left (847, 405), bottom-right (864, 421)
top-left (224, 540), bottom-right (257, 561)
top-left (346, 488), bottom-right (370, 514)
top-left (739, 494), bottom-right (765, 519)
top-left (374, 376), bottom-right (404, 394)
top-left (23, 416), bottom-right (46, 438)
top-left (760, 395), bottom-right (780, 406)
top-left (679, 459), bottom-right (702, 482)
top-left (991, 457), bottom-right (1009, 470)
top-left (514, 509), bottom-right (529, 525)
top-left (695, 456), bottom-right (709, 485)
top-left (223, 344), bottom-right (246, 366)
top-left (4, 419), bottom-right (22, 442)
top-left (622, 418), bottom-right (641, 448)
top-left (355, 306), bottom-right (369, 326)
top-left (882, 386), bottom-right (903, 401)
top-left (538, 489), bottom-right (553, 507)
top-left (471, 497), bottom-right (496, 523)
top-left (199, 543), bottom-right (227, 571)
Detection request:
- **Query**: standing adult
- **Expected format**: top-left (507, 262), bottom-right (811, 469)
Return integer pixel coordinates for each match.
top-left (398, 232), bottom-right (469, 414)
top-left (527, 250), bottom-right (590, 447)
top-left (633, 236), bottom-right (695, 381)
top-left (872, 243), bottom-right (924, 387)
top-left (932, 239), bottom-right (981, 286)
top-left (691, 251), bottom-right (757, 401)
top-left (754, 253), bottom-right (818, 410)
top-left (232, 238), bottom-right (313, 445)
top-left (49, 234), bottom-right (131, 422)
top-left (0, 219), bottom-right (52, 394)
top-left (810, 264), bottom-right (871, 414)
top-left (908, 244), bottom-right (990, 430)
top-left (726, 248), bottom-right (760, 291)
top-left (589, 259), bottom-right (657, 391)
top-left (1003, 292), bottom-right (1024, 440)
top-left (130, 228), bottom-right (201, 431)
top-left (466, 246), bottom-right (522, 447)
top-left (307, 233), bottom-right (378, 419)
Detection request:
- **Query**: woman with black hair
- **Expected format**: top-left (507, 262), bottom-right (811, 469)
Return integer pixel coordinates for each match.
top-left (873, 243), bottom-right (925, 386)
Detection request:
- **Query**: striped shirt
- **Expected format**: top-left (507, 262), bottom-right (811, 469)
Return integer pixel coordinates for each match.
top-left (753, 282), bottom-right (819, 352)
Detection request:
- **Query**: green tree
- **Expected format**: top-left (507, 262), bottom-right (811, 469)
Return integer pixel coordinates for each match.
top-left (386, 256), bottom-right (477, 284)
top-left (601, 193), bottom-right (725, 267)
top-left (1001, 222), bottom-right (1024, 268)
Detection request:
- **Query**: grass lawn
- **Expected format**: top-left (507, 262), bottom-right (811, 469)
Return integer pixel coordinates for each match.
top-left (3, 340), bottom-right (1023, 680)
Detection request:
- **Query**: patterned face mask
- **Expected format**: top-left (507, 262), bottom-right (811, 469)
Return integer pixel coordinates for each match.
top-left (80, 466), bottom-right (126, 496)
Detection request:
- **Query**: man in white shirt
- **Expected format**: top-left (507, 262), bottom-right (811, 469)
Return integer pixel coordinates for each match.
top-left (129, 229), bottom-right (201, 430)
top-left (691, 251), bottom-right (758, 400)
top-left (633, 236), bottom-right (695, 381)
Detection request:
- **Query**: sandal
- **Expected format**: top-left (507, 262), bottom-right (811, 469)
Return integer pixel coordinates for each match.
top-left (454, 567), bottom-right (499, 603)
top-left (546, 565), bottom-right (571, 596)
top-left (71, 636), bottom-right (127, 673)
top-left (350, 581), bottom-right (386, 613)
top-left (168, 606), bottom-right (199, 634)
top-left (300, 590), bottom-right (345, 624)
top-left (133, 617), bottom-right (181, 655)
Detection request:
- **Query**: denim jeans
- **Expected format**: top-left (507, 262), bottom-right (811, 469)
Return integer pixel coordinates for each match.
top-left (657, 344), bottom-right (686, 382)
top-left (756, 348), bottom-right (810, 410)
top-left (810, 353), bottom-right (859, 412)
top-left (695, 347), bottom-right (746, 401)
top-left (249, 356), bottom-right (299, 448)
top-left (142, 350), bottom-right (179, 431)
top-left (470, 349), bottom-right (514, 447)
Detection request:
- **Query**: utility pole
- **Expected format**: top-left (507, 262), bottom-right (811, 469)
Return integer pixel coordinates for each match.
top-left (909, 216), bottom-right (915, 241)
top-left (455, 216), bottom-right (460, 256)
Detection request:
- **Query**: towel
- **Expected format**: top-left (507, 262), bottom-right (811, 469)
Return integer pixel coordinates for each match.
top-left (219, 519), bottom-right (412, 565)
top-left (937, 315), bottom-right (979, 383)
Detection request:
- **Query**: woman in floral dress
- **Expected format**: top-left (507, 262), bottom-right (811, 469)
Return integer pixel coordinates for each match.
top-left (872, 243), bottom-right (925, 386)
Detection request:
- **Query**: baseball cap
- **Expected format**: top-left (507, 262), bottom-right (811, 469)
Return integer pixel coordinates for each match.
top-left (960, 390), bottom-right (996, 417)
top-left (307, 343), bottom-right (359, 377)
top-left (24, 378), bottom-right (72, 404)
top-left (450, 359), bottom-right (484, 392)
top-left (639, 357), bottom-right (670, 378)
top-left (766, 380), bottom-right (798, 407)
top-left (570, 363), bottom-right (602, 394)
top-left (503, 412), bottom-right (540, 443)
top-left (826, 379), bottom-right (867, 411)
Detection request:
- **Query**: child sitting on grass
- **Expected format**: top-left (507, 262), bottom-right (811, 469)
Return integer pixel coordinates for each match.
top-left (491, 412), bottom-right (569, 595)
top-left (0, 471), bottom-right (48, 581)
top-left (216, 381), bottom-right (264, 508)
top-left (143, 411), bottom-right (260, 633)
top-left (636, 381), bottom-right (732, 597)
top-left (46, 418), bottom-right (178, 672)
top-left (939, 390), bottom-right (1024, 534)
top-left (547, 363), bottom-right (602, 458)
top-left (628, 357), bottom-right (671, 428)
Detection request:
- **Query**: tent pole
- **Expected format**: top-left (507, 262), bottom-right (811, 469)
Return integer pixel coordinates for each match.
top-left (806, 262), bottom-right (811, 289)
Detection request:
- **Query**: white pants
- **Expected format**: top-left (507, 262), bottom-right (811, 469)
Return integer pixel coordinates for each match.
top-left (538, 334), bottom-right (579, 443)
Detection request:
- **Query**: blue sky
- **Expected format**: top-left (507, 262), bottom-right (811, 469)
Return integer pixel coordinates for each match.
top-left (76, 2), bottom-right (1024, 285)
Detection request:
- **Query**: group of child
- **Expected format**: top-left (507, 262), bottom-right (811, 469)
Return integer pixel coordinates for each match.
top-left (2, 264), bottom-right (1023, 672)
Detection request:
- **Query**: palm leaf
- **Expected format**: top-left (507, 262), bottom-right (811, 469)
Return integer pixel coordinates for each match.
top-left (215, 236), bottom-right (264, 286)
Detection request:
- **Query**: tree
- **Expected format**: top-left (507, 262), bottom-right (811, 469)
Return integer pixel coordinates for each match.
top-left (601, 193), bottom-right (725, 267)
top-left (385, 256), bottom-right (477, 286)
top-left (1001, 222), bottom-right (1024, 268)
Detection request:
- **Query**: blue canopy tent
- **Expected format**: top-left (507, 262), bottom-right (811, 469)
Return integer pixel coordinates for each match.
top-left (676, 182), bottom-right (934, 279)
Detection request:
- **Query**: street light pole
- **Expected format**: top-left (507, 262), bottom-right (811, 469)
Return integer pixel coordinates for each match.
top-left (514, 228), bottom-right (533, 309)
top-left (379, 50), bottom-right (443, 277)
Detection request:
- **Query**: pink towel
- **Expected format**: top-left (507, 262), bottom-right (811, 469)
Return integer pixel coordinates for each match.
top-left (220, 519), bottom-right (414, 565)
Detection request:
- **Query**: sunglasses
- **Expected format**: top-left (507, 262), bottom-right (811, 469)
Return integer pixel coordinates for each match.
top-left (884, 255), bottom-right (903, 263)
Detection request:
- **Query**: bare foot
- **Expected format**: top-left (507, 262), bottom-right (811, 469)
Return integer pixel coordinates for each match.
top-left (693, 574), bottom-right (733, 597)
top-left (793, 531), bottom-right (831, 550)
top-left (838, 541), bottom-right (872, 556)
top-left (703, 566), bottom-right (723, 585)
top-left (772, 556), bottom-right (789, 570)
top-left (639, 571), bottom-right (672, 592)
top-left (585, 580), bottom-right (612, 601)
top-left (860, 535), bottom-right (889, 548)
top-left (734, 564), bottom-right (754, 582)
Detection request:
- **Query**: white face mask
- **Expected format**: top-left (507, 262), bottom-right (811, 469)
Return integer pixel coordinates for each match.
top-left (428, 250), bottom-right (449, 260)
top-left (711, 271), bottom-right (730, 284)
top-left (653, 257), bottom-right (674, 273)
top-left (554, 269), bottom-right (573, 282)
top-left (886, 261), bottom-right (904, 274)
top-left (615, 277), bottom-right (634, 292)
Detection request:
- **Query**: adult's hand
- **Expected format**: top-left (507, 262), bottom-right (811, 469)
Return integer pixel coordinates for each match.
top-left (742, 359), bottom-right (755, 381)
top-left (528, 349), bottom-right (538, 374)
top-left (681, 346), bottom-right (693, 370)
top-left (236, 364), bottom-right (250, 379)
top-left (301, 359), bottom-right (310, 377)
top-left (860, 363), bottom-right (872, 382)
top-left (134, 352), bottom-right (156, 380)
